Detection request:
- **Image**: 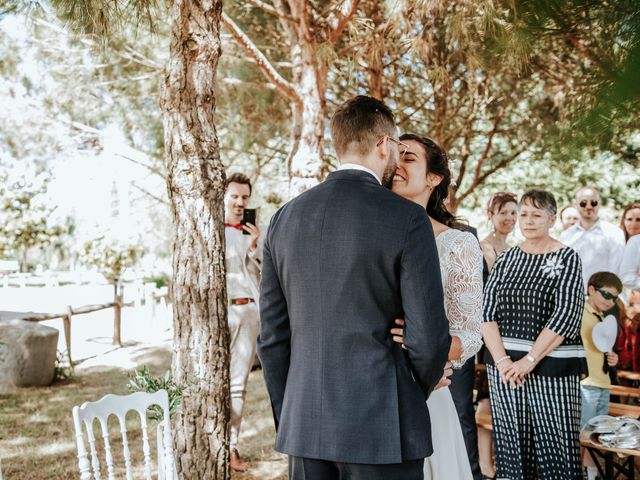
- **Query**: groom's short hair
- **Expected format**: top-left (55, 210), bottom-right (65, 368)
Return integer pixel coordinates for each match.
top-left (330, 95), bottom-right (396, 158)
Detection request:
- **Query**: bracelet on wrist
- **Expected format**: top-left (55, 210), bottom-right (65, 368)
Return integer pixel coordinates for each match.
top-left (526, 354), bottom-right (537, 364)
top-left (494, 355), bottom-right (511, 366)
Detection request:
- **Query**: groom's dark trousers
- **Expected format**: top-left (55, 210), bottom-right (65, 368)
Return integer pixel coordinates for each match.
top-left (258, 170), bottom-right (451, 479)
top-left (289, 456), bottom-right (424, 480)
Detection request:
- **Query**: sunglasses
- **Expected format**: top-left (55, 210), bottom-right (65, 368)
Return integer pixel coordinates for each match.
top-left (596, 287), bottom-right (618, 302)
top-left (579, 200), bottom-right (599, 208)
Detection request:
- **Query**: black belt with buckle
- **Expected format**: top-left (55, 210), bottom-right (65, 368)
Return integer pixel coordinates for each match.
top-left (229, 297), bottom-right (255, 306)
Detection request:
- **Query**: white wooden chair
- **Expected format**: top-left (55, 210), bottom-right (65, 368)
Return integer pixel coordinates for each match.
top-left (72, 390), bottom-right (177, 480)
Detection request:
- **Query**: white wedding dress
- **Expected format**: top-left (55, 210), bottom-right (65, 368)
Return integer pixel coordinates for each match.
top-left (424, 229), bottom-right (484, 480)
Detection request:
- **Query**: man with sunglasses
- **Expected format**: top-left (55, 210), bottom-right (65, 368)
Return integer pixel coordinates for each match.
top-left (560, 186), bottom-right (625, 290)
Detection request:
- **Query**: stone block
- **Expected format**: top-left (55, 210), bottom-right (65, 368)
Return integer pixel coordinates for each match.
top-left (0, 318), bottom-right (59, 393)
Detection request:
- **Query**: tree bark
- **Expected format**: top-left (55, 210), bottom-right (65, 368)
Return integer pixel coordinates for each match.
top-left (224, 1), bottom-right (360, 197)
top-left (19, 247), bottom-right (28, 273)
top-left (365, 2), bottom-right (387, 100)
top-left (162, 1), bottom-right (229, 478)
top-left (288, 54), bottom-right (326, 196)
top-left (113, 281), bottom-right (122, 346)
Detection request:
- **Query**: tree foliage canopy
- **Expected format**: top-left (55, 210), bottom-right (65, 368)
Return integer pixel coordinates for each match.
top-left (1, 0), bottom-right (638, 237)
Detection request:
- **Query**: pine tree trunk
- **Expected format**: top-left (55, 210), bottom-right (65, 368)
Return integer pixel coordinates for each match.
top-left (288, 52), bottom-right (326, 197)
top-left (19, 248), bottom-right (28, 273)
top-left (162, 1), bottom-right (229, 478)
top-left (366, 4), bottom-right (387, 100)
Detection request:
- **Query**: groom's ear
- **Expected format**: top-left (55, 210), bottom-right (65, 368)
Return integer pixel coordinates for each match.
top-left (375, 136), bottom-right (389, 160)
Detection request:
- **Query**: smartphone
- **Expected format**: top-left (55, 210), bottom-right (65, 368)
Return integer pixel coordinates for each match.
top-left (241, 208), bottom-right (257, 235)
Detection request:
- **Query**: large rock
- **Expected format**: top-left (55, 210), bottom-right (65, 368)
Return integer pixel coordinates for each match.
top-left (0, 318), bottom-right (59, 393)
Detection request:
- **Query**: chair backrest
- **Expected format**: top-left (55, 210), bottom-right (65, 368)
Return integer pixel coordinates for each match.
top-left (72, 390), bottom-right (176, 480)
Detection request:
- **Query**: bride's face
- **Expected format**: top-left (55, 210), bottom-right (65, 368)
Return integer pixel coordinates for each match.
top-left (392, 139), bottom-right (432, 206)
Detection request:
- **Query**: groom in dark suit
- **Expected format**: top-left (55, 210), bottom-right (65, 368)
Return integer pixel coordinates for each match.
top-left (258, 95), bottom-right (451, 480)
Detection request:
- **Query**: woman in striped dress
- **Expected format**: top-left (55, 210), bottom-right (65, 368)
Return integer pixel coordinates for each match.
top-left (482, 189), bottom-right (586, 480)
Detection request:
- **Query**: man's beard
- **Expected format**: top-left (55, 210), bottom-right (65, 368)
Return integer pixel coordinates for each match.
top-left (381, 157), bottom-right (397, 189)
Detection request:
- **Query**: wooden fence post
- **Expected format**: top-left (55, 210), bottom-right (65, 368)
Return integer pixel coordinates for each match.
top-left (113, 282), bottom-right (122, 346)
top-left (63, 305), bottom-right (73, 366)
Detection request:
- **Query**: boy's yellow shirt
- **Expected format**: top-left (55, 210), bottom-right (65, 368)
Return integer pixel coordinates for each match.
top-left (580, 302), bottom-right (611, 389)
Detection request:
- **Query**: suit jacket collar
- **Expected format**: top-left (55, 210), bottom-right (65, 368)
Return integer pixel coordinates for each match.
top-left (326, 169), bottom-right (382, 186)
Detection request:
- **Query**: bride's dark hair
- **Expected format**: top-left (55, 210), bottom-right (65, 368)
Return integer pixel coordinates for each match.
top-left (399, 133), bottom-right (465, 230)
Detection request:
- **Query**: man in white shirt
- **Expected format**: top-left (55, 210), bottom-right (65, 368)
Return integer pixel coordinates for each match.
top-left (560, 186), bottom-right (625, 289)
top-left (223, 172), bottom-right (262, 471)
top-left (620, 235), bottom-right (640, 288)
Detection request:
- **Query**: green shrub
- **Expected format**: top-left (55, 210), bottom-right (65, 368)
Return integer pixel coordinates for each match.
top-left (127, 366), bottom-right (184, 421)
top-left (145, 273), bottom-right (170, 289)
top-left (53, 351), bottom-right (74, 382)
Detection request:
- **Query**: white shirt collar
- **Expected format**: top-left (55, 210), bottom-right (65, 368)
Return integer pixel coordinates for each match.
top-left (575, 219), bottom-right (603, 232)
top-left (337, 163), bottom-right (381, 185)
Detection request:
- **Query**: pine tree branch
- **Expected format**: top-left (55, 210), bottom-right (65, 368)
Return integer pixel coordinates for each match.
top-left (130, 182), bottom-right (169, 206)
top-left (117, 153), bottom-right (166, 180)
top-left (328, 0), bottom-right (361, 43)
top-left (221, 77), bottom-right (276, 90)
top-left (247, 0), bottom-right (297, 22)
top-left (453, 126), bottom-right (474, 193)
top-left (455, 148), bottom-right (529, 206)
top-left (397, 96), bottom-right (432, 125)
top-left (221, 12), bottom-right (301, 107)
top-left (564, 32), bottom-right (615, 81)
top-left (470, 107), bottom-right (504, 188)
top-left (271, 0), bottom-right (298, 38)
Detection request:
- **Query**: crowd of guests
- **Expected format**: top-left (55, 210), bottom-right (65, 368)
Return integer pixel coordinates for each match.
top-left (219, 99), bottom-right (639, 478)
top-left (474, 188), bottom-right (640, 480)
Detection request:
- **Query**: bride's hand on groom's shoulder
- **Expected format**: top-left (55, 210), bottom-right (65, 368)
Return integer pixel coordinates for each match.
top-left (391, 318), bottom-right (407, 350)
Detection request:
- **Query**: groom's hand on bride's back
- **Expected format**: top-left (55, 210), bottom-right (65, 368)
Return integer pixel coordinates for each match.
top-left (434, 361), bottom-right (453, 390)
top-left (391, 319), bottom-right (452, 391)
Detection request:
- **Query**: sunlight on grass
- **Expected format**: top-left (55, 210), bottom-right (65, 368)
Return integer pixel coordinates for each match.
top-left (36, 441), bottom-right (75, 456)
top-left (0, 436), bottom-right (28, 447)
top-left (27, 412), bottom-right (52, 423)
top-left (0, 347), bottom-right (287, 479)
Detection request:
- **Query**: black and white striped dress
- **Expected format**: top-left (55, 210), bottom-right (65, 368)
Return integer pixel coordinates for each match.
top-left (483, 246), bottom-right (586, 480)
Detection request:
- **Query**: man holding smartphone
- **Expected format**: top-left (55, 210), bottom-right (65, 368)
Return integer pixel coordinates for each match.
top-left (223, 172), bottom-right (262, 472)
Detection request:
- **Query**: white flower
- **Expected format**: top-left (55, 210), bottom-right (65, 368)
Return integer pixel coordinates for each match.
top-left (541, 255), bottom-right (564, 278)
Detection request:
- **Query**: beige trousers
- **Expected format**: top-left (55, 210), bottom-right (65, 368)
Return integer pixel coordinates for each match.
top-left (228, 302), bottom-right (260, 451)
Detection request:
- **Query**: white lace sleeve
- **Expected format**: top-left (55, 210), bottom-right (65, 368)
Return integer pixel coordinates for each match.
top-left (444, 232), bottom-right (484, 368)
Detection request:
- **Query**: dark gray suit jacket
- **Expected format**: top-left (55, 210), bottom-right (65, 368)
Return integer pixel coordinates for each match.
top-left (258, 169), bottom-right (451, 465)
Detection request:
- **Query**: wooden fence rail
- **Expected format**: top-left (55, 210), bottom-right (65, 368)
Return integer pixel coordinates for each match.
top-left (21, 299), bottom-right (133, 366)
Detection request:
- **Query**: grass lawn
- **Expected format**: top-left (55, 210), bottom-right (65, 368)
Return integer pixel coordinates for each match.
top-left (0, 346), bottom-right (286, 479)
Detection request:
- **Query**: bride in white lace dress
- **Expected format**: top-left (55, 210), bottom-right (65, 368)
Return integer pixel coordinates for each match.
top-left (391, 134), bottom-right (483, 480)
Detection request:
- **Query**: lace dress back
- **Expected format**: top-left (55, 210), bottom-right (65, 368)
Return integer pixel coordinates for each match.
top-left (435, 229), bottom-right (484, 367)
top-left (424, 228), bottom-right (484, 480)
